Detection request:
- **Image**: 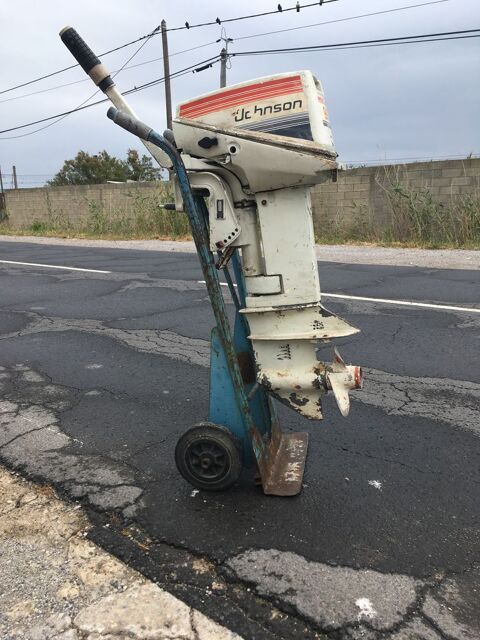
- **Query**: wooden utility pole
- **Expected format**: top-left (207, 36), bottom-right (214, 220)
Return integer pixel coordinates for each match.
top-left (161, 20), bottom-right (172, 130)
top-left (12, 165), bottom-right (18, 189)
top-left (0, 166), bottom-right (4, 194)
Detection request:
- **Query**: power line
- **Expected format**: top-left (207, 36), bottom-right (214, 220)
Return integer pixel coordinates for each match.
top-left (233, 34), bottom-right (480, 57)
top-left (0, 31), bottom-right (161, 97)
top-left (165, 0), bottom-right (340, 32)
top-left (232, 28), bottom-right (480, 56)
top-left (1, 27), bottom-right (477, 139)
top-left (234, 0), bottom-right (450, 41)
top-left (0, 56), bottom-right (221, 139)
top-left (0, 0), bottom-right (454, 108)
top-left (344, 153), bottom-right (479, 164)
top-left (0, 1), bottom-right (340, 97)
top-left (0, 40), bottom-right (218, 106)
top-left (0, 31), bottom-right (159, 141)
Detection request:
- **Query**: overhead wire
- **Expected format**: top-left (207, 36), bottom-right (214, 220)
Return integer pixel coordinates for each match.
top-left (344, 153), bottom-right (479, 164)
top-left (0, 56), bottom-right (221, 139)
top-left (231, 28), bottom-right (480, 57)
top-left (2, 24), bottom-right (475, 139)
top-left (0, 32), bottom-right (161, 97)
top-left (0, 40), bottom-right (219, 104)
top-left (0, 0), bottom-right (454, 107)
top-left (233, 0), bottom-right (450, 41)
top-left (0, 28), bottom-right (159, 139)
top-left (0, 0), bottom-right (341, 97)
top-left (163, 0), bottom-right (341, 32)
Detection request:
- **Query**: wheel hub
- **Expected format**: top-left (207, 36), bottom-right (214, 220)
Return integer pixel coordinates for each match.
top-left (200, 454), bottom-right (214, 469)
top-left (188, 441), bottom-right (229, 481)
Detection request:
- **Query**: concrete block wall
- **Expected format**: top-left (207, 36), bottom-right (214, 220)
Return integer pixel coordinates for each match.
top-left (311, 158), bottom-right (480, 233)
top-left (1, 158), bottom-right (478, 234)
top-left (1, 182), bottom-right (167, 228)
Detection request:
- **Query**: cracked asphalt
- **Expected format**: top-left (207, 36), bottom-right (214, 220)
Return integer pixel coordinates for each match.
top-left (0, 239), bottom-right (479, 640)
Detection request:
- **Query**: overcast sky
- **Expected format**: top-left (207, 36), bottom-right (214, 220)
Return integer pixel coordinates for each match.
top-left (0, 0), bottom-right (478, 187)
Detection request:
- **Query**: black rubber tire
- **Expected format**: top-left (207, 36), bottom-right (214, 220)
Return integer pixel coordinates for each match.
top-left (175, 423), bottom-right (242, 491)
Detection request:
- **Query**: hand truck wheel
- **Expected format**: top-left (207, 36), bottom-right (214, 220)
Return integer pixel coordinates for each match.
top-left (175, 423), bottom-right (242, 491)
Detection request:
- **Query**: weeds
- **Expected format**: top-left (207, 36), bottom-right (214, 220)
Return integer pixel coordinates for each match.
top-left (0, 183), bottom-right (191, 240)
top-left (382, 179), bottom-right (480, 247)
top-left (1, 172), bottom-right (479, 248)
top-left (315, 164), bottom-right (480, 248)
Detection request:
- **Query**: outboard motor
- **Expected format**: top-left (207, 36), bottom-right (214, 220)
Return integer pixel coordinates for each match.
top-left (173, 72), bottom-right (362, 420)
top-left (60, 27), bottom-right (363, 495)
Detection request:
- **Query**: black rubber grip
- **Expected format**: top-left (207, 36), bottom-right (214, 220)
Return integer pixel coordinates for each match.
top-left (60, 27), bottom-right (101, 74)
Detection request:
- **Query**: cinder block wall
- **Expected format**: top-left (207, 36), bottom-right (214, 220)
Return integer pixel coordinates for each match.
top-left (1, 182), bottom-right (166, 228)
top-left (311, 158), bottom-right (480, 233)
top-left (1, 158), bottom-right (479, 233)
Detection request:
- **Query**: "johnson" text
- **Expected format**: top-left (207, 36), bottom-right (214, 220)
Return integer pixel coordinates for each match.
top-left (234, 99), bottom-right (303, 123)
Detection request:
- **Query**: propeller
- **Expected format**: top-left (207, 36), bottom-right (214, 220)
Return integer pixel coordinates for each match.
top-left (326, 348), bottom-right (363, 417)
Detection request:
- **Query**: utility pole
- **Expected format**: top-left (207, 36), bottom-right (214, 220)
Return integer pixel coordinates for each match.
top-left (161, 19), bottom-right (172, 130)
top-left (12, 165), bottom-right (18, 189)
top-left (220, 48), bottom-right (227, 88)
top-left (218, 30), bottom-right (233, 88)
top-left (0, 166), bottom-right (6, 221)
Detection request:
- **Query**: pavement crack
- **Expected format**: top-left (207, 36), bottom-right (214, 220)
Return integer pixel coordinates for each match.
top-left (390, 325), bottom-right (403, 344)
top-left (420, 612), bottom-right (456, 640)
top-left (0, 425), bottom-right (56, 450)
top-left (189, 608), bottom-right (200, 640)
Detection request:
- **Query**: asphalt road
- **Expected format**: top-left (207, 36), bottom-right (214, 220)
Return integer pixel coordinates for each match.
top-left (0, 240), bottom-right (478, 640)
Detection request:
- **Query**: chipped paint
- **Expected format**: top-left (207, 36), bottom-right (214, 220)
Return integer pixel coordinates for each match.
top-left (288, 393), bottom-right (310, 407)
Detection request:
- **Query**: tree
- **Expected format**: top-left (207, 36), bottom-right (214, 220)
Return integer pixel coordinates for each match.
top-left (124, 149), bottom-right (160, 182)
top-left (48, 149), bottom-right (160, 186)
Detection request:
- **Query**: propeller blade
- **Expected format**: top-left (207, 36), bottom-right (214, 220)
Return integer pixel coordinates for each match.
top-left (326, 348), bottom-right (363, 416)
top-left (326, 372), bottom-right (351, 416)
top-left (332, 346), bottom-right (346, 372)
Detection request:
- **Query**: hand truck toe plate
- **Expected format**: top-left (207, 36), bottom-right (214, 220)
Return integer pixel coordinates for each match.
top-left (259, 422), bottom-right (309, 496)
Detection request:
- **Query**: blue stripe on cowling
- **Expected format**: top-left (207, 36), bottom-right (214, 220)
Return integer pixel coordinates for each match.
top-left (240, 122), bottom-right (313, 142)
top-left (238, 113), bottom-right (310, 131)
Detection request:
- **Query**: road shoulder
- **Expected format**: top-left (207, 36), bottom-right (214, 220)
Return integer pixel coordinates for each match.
top-left (0, 235), bottom-right (478, 269)
top-left (0, 465), bottom-right (240, 640)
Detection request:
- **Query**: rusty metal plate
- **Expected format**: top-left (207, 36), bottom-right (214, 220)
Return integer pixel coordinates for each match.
top-left (256, 422), bottom-right (309, 497)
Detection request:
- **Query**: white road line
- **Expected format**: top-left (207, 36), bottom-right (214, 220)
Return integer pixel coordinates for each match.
top-left (322, 292), bottom-right (480, 314)
top-left (0, 260), bottom-right (111, 274)
top-left (197, 281), bottom-right (480, 314)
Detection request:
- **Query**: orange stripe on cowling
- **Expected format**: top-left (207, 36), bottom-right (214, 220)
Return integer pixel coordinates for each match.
top-left (180, 82), bottom-right (303, 118)
top-left (179, 75), bottom-right (303, 118)
top-left (183, 86), bottom-right (304, 118)
top-left (181, 75), bottom-right (301, 111)
top-left (181, 81), bottom-right (302, 114)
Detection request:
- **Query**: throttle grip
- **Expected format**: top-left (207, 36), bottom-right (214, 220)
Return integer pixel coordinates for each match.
top-left (60, 26), bottom-right (100, 73)
top-left (59, 26), bottom-right (114, 91)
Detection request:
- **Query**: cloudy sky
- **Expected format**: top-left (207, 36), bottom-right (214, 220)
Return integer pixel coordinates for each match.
top-left (0, 0), bottom-right (478, 187)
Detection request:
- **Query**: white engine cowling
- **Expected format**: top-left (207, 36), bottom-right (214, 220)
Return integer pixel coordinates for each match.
top-left (172, 71), bottom-right (362, 420)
